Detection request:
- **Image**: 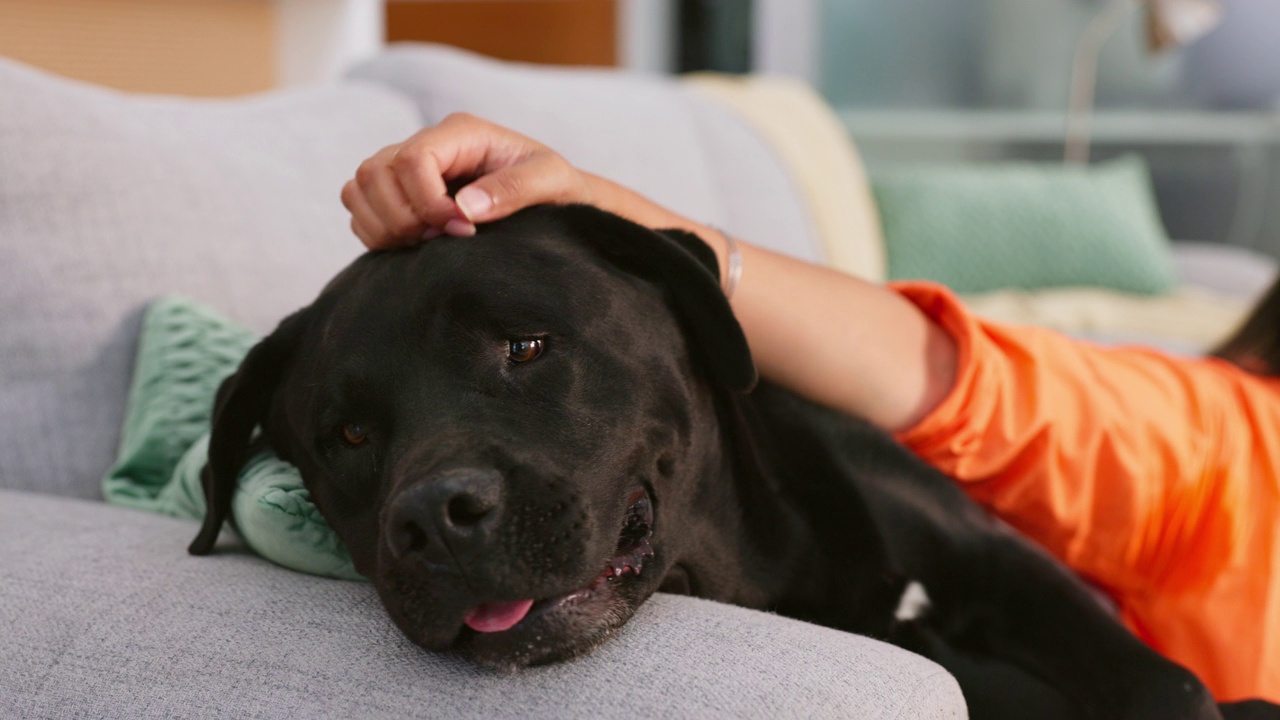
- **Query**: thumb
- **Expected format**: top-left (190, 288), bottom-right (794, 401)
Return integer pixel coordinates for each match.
top-left (454, 153), bottom-right (589, 224)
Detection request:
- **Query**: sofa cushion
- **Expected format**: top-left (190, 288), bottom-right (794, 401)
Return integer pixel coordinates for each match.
top-left (0, 488), bottom-right (965, 719)
top-left (347, 44), bottom-right (826, 266)
top-left (962, 285), bottom-right (1251, 355)
top-left (0, 58), bottom-right (423, 499)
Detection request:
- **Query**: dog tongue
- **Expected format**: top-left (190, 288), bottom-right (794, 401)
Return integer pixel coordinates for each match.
top-left (464, 599), bottom-right (535, 633)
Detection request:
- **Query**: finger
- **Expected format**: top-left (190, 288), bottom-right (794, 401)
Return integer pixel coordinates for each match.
top-left (443, 218), bottom-right (476, 237)
top-left (455, 153), bottom-right (587, 224)
top-left (364, 162), bottom-right (424, 241)
top-left (395, 113), bottom-right (543, 196)
top-left (340, 179), bottom-right (359, 213)
top-left (376, 146), bottom-right (460, 232)
top-left (390, 142), bottom-right (452, 227)
top-left (417, 113), bottom-right (535, 171)
top-left (353, 147), bottom-right (424, 239)
top-left (416, 193), bottom-right (465, 233)
top-left (344, 181), bottom-right (394, 249)
top-left (350, 218), bottom-right (377, 250)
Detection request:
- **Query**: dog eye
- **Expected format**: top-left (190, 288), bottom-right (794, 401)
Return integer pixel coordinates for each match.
top-left (508, 338), bottom-right (544, 364)
top-left (341, 423), bottom-right (368, 446)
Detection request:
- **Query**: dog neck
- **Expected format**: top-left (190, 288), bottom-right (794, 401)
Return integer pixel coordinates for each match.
top-left (675, 384), bottom-right (907, 637)
top-left (661, 385), bottom-right (829, 610)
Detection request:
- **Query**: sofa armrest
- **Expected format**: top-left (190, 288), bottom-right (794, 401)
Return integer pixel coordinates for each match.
top-left (0, 489), bottom-right (965, 719)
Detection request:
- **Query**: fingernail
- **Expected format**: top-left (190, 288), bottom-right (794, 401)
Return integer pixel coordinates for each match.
top-left (455, 186), bottom-right (492, 221)
top-left (422, 226), bottom-right (442, 240)
top-left (444, 218), bottom-right (476, 237)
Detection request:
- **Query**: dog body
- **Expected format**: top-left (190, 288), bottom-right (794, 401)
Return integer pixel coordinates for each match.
top-left (192, 205), bottom-right (1268, 719)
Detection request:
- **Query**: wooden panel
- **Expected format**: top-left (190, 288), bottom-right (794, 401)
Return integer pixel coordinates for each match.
top-left (0, 0), bottom-right (275, 96)
top-left (386, 0), bottom-right (617, 67)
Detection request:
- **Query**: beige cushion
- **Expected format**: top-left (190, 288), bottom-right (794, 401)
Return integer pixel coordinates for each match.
top-left (963, 286), bottom-right (1252, 353)
top-left (684, 73), bottom-right (887, 282)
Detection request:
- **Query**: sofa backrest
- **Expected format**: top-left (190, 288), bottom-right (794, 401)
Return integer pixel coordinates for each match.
top-left (1, 45), bottom-right (829, 501)
top-left (0, 58), bottom-right (423, 499)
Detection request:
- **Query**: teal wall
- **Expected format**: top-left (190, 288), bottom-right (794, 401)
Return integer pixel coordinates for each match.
top-left (819, 0), bottom-right (984, 108)
top-left (818, 0), bottom-right (1181, 110)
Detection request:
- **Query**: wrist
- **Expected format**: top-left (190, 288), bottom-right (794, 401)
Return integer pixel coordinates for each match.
top-left (707, 228), bottom-right (742, 299)
top-left (581, 172), bottom-right (625, 217)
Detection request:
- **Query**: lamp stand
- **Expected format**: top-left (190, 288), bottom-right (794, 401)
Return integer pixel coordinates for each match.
top-left (1065, 0), bottom-right (1140, 164)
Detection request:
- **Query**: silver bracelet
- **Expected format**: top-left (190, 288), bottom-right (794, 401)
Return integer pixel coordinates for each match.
top-left (720, 229), bottom-right (743, 300)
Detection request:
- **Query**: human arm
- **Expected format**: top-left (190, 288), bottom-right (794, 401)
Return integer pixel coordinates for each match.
top-left (342, 114), bottom-right (1280, 700)
top-left (340, 114), bottom-right (956, 432)
top-left (891, 282), bottom-right (1280, 699)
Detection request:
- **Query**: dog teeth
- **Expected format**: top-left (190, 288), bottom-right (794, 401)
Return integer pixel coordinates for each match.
top-left (602, 492), bottom-right (657, 584)
top-left (603, 560), bottom-right (632, 579)
top-left (603, 538), bottom-right (656, 581)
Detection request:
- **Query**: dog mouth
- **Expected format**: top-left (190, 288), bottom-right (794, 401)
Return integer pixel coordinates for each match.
top-left (460, 488), bottom-right (656, 636)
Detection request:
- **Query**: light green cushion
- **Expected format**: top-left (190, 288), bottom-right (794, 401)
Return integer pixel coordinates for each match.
top-left (103, 296), bottom-right (362, 581)
top-left (873, 156), bottom-right (1177, 295)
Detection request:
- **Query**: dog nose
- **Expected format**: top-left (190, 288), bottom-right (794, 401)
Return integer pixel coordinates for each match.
top-left (384, 469), bottom-right (504, 563)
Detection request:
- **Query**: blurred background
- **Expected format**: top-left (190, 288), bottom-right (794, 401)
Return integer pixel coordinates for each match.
top-left (2, 0), bottom-right (1278, 255)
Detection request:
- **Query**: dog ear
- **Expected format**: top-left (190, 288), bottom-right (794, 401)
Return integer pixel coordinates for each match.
top-left (651, 226), bottom-right (758, 392)
top-left (653, 226), bottom-right (721, 278)
top-left (187, 307), bottom-right (311, 555)
top-left (562, 205), bottom-right (757, 392)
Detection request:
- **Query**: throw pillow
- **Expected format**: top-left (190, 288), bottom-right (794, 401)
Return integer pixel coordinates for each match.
top-left (873, 155), bottom-right (1177, 295)
top-left (103, 296), bottom-right (361, 581)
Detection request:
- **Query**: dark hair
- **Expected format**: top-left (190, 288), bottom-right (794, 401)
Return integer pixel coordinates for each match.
top-left (1212, 273), bottom-right (1280, 376)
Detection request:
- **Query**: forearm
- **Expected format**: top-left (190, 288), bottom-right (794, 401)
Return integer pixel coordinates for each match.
top-left (586, 173), bottom-right (958, 432)
top-left (730, 244), bottom-right (957, 432)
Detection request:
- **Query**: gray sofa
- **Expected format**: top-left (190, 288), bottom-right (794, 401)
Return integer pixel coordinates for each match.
top-left (0, 46), bottom-right (966, 718)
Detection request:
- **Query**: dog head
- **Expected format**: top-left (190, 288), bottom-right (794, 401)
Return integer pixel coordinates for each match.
top-left (189, 205), bottom-right (756, 668)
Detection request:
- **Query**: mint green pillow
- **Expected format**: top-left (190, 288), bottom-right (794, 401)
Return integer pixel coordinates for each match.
top-left (103, 296), bottom-right (362, 581)
top-left (873, 156), bottom-right (1177, 295)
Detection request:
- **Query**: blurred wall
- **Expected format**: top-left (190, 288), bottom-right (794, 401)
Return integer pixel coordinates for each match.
top-left (819, 0), bottom-right (983, 108)
top-left (386, 0), bottom-right (617, 67)
top-left (276, 0), bottom-right (384, 87)
top-left (0, 0), bottom-right (276, 96)
top-left (817, 0), bottom-right (1179, 110)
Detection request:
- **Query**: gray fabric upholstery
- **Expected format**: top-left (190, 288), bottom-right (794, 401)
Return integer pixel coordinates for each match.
top-left (0, 489), bottom-right (964, 719)
top-left (347, 44), bottom-right (826, 265)
top-left (0, 59), bottom-right (423, 499)
top-left (1171, 241), bottom-right (1278, 300)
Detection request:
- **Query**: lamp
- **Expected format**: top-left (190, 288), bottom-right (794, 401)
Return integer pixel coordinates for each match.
top-left (1146, 0), bottom-right (1222, 52)
top-left (1064, 0), bottom-right (1222, 163)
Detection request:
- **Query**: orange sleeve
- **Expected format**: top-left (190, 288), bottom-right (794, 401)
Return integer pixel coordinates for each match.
top-left (890, 281), bottom-right (1280, 703)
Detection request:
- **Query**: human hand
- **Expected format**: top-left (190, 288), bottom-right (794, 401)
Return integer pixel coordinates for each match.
top-left (340, 113), bottom-right (593, 250)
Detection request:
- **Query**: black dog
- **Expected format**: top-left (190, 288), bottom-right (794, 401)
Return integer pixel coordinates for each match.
top-left (189, 205), bottom-right (1276, 719)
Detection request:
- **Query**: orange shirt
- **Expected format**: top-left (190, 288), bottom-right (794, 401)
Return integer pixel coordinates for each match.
top-left (892, 282), bottom-right (1280, 703)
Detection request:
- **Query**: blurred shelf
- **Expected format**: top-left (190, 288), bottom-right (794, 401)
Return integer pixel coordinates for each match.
top-left (837, 108), bottom-right (1280, 146)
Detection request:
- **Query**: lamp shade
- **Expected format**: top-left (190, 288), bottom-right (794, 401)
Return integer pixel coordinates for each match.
top-left (1146, 0), bottom-right (1222, 52)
